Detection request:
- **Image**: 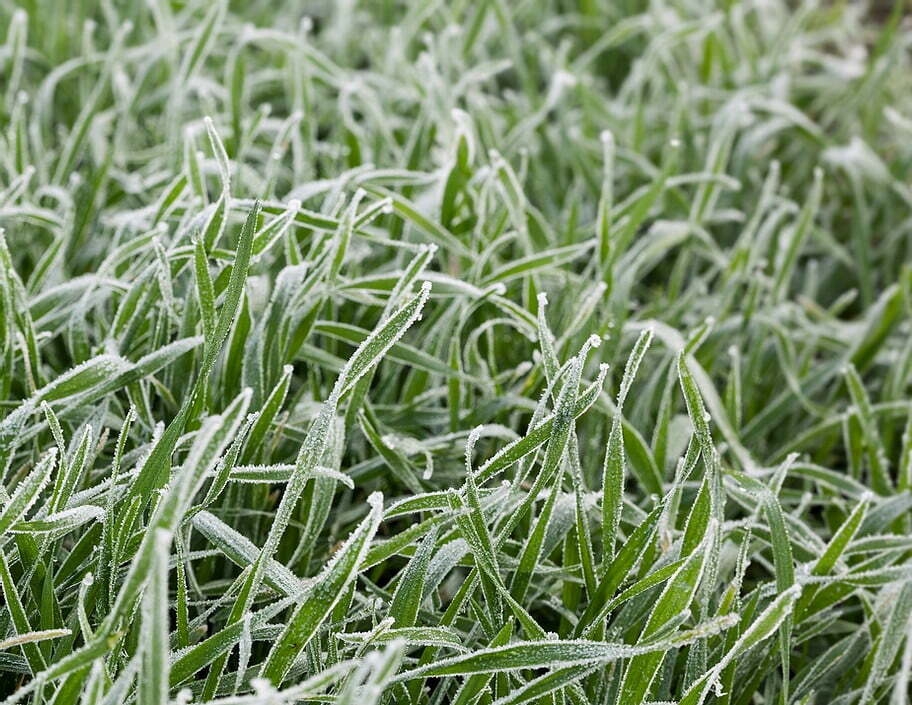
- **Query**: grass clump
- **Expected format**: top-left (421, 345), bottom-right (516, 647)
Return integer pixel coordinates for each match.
top-left (1, 0), bottom-right (912, 703)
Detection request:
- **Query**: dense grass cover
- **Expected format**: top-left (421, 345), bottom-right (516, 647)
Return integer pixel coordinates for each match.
top-left (1, 0), bottom-right (912, 703)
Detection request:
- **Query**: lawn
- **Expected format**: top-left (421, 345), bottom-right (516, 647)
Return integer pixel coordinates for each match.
top-left (0, 1), bottom-right (911, 703)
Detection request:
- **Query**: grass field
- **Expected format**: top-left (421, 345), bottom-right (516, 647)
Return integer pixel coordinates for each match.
top-left (1, 1), bottom-right (912, 703)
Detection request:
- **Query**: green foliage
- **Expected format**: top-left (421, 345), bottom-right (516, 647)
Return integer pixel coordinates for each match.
top-left (0, 1), bottom-right (911, 703)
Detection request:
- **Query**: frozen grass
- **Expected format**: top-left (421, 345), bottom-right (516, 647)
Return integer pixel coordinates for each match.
top-left (1, 0), bottom-right (912, 703)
